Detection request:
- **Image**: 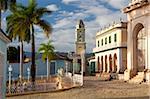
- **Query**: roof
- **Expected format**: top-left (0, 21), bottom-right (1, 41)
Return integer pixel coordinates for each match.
top-left (96, 21), bottom-right (127, 37)
top-left (0, 29), bottom-right (11, 43)
top-left (77, 19), bottom-right (84, 27)
top-left (55, 52), bottom-right (72, 61)
top-left (24, 52), bottom-right (72, 62)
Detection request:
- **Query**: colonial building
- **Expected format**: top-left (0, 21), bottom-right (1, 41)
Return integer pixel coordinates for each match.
top-left (93, 22), bottom-right (127, 79)
top-left (0, 29), bottom-right (10, 98)
top-left (9, 52), bottom-right (72, 78)
top-left (123, 0), bottom-right (150, 83)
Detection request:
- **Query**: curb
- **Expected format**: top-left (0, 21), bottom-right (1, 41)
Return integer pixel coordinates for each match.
top-left (6, 86), bottom-right (81, 97)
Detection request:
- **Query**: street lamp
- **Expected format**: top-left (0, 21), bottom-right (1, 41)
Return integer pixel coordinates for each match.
top-left (27, 67), bottom-right (30, 83)
top-left (8, 65), bottom-right (13, 93)
top-left (65, 61), bottom-right (68, 76)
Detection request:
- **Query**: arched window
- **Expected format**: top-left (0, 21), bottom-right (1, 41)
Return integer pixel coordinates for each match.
top-left (97, 56), bottom-right (100, 72)
top-left (109, 55), bottom-right (112, 72)
top-left (105, 55), bottom-right (107, 72)
top-left (136, 27), bottom-right (146, 71)
top-left (113, 54), bottom-right (117, 73)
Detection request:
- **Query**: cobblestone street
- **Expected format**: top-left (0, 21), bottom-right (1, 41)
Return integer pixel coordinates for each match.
top-left (7, 76), bottom-right (150, 99)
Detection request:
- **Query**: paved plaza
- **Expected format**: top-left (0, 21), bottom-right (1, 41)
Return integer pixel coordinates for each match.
top-left (7, 76), bottom-right (150, 99)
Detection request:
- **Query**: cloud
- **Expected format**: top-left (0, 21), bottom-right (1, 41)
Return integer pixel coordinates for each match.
top-left (62, 0), bottom-right (79, 4)
top-left (8, 0), bottom-right (130, 53)
top-left (106, 0), bottom-right (129, 9)
top-left (1, 17), bottom-right (7, 32)
top-left (46, 4), bottom-right (59, 11)
top-left (52, 0), bottom-right (129, 52)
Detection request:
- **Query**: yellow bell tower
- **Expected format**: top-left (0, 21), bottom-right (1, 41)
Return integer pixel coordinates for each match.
top-left (75, 19), bottom-right (86, 55)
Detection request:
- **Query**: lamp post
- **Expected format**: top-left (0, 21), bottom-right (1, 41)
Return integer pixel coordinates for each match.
top-left (27, 67), bottom-right (30, 83)
top-left (8, 65), bottom-right (13, 93)
top-left (65, 61), bottom-right (68, 76)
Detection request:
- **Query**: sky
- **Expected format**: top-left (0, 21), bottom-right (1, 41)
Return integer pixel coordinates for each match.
top-left (2, 0), bottom-right (130, 53)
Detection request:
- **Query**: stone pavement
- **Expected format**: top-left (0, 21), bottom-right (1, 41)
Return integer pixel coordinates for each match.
top-left (7, 76), bottom-right (150, 99)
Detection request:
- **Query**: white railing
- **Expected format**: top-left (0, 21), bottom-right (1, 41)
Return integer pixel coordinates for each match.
top-left (6, 82), bottom-right (57, 94)
top-left (73, 74), bottom-right (82, 85)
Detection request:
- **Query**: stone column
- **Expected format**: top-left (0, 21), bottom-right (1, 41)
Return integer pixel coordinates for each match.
top-left (147, 16), bottom-right (150, 70)
top-left (100, 57), bottom-right (102, 72)
top-left (124, 21), bottom-right (133, 81)
top-left (127, 22), bottom-right (133, 70)
top-left (117, 49), bottom-right (121, 73)
top-left (146, 17), bottom-right (150, 82)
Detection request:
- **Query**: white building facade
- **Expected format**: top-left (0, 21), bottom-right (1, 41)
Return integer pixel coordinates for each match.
top-left (93, 22), bottom-right (127, 75)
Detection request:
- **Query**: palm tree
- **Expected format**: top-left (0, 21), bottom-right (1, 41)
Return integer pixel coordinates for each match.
top-left (0, 0), bottom-right (16, 28)
top-left (38, 41), bottom-right (55, 80)
top-left (6, 5), bottom-right (30, 81)
top-left (10, 0), bottom-right (52, 84)
top-left (7, 0), bottom-right (52, 84)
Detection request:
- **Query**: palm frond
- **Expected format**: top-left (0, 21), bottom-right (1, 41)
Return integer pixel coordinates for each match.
top-left (37, 20), bottom-right (52, 38)
top-left (38, 40), bottom-right (55, 62)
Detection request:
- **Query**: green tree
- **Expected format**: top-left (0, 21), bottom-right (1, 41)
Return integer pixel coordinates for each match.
top-left (7, 0), bottom-right (52, 84)
top-left (6, 4), bottom-right (30, 81)
top-left (7, 46), bottom-right (19, 62)
top-left (8, 0), bottom-right (52, 84)
top-left (0, 0), bottom-right (16, 28)
top-left (38, 41), bottom-right (55, 80)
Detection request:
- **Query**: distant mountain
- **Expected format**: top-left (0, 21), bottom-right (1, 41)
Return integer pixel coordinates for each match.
top-left (24, 52), bottom-right (94, 59)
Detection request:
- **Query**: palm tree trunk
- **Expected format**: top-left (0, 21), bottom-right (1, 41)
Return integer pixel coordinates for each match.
top-left (30, 25), bottom-right (36, 84)
top-left (47, 56), bottom-right (49, 80)
top-left (19, 41), bottom-right (23, 81)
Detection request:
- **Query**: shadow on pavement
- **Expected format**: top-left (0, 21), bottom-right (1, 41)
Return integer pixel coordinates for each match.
top-left (100, 96), bottom-right (150, 99)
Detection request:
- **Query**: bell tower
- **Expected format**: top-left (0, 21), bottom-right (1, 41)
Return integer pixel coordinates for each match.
top-left (75, 19), bottom-right (86, 55)
top-left (74, 19), bottom-right (86, 74)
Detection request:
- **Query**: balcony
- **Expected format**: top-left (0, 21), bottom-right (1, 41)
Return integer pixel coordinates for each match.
top-left (93, 42), bottom-right (127, 53)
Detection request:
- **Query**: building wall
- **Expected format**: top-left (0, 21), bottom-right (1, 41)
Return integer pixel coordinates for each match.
top-left (95, 48), bottom-right (123, 73)
top-left (123, 0), bottom-right (150, 81)
top-left (93, 22), bottom-right (127, 74)
top-left (122, 48), bottom-right (127, 72)
top-left (0, 38), bottom-right (8, 99)
top-left (9, 59), bottom-right (70, 79)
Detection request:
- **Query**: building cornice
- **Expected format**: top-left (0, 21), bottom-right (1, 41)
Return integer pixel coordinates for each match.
top-left (123, 0), bottom-right (149, 13)
top-left (96, 22), bottom-right (127, 37)
top-left (93, 46), bottom-right (127, 54)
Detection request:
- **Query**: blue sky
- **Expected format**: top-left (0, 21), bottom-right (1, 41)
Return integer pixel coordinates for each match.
top-left (3, 0), bottom-right (130, 53)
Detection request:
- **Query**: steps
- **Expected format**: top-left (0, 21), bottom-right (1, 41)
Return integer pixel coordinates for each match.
top-left (99, 72), bottom-right (111, 81)
top-left (129, 72), bottom-right (145, 84)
